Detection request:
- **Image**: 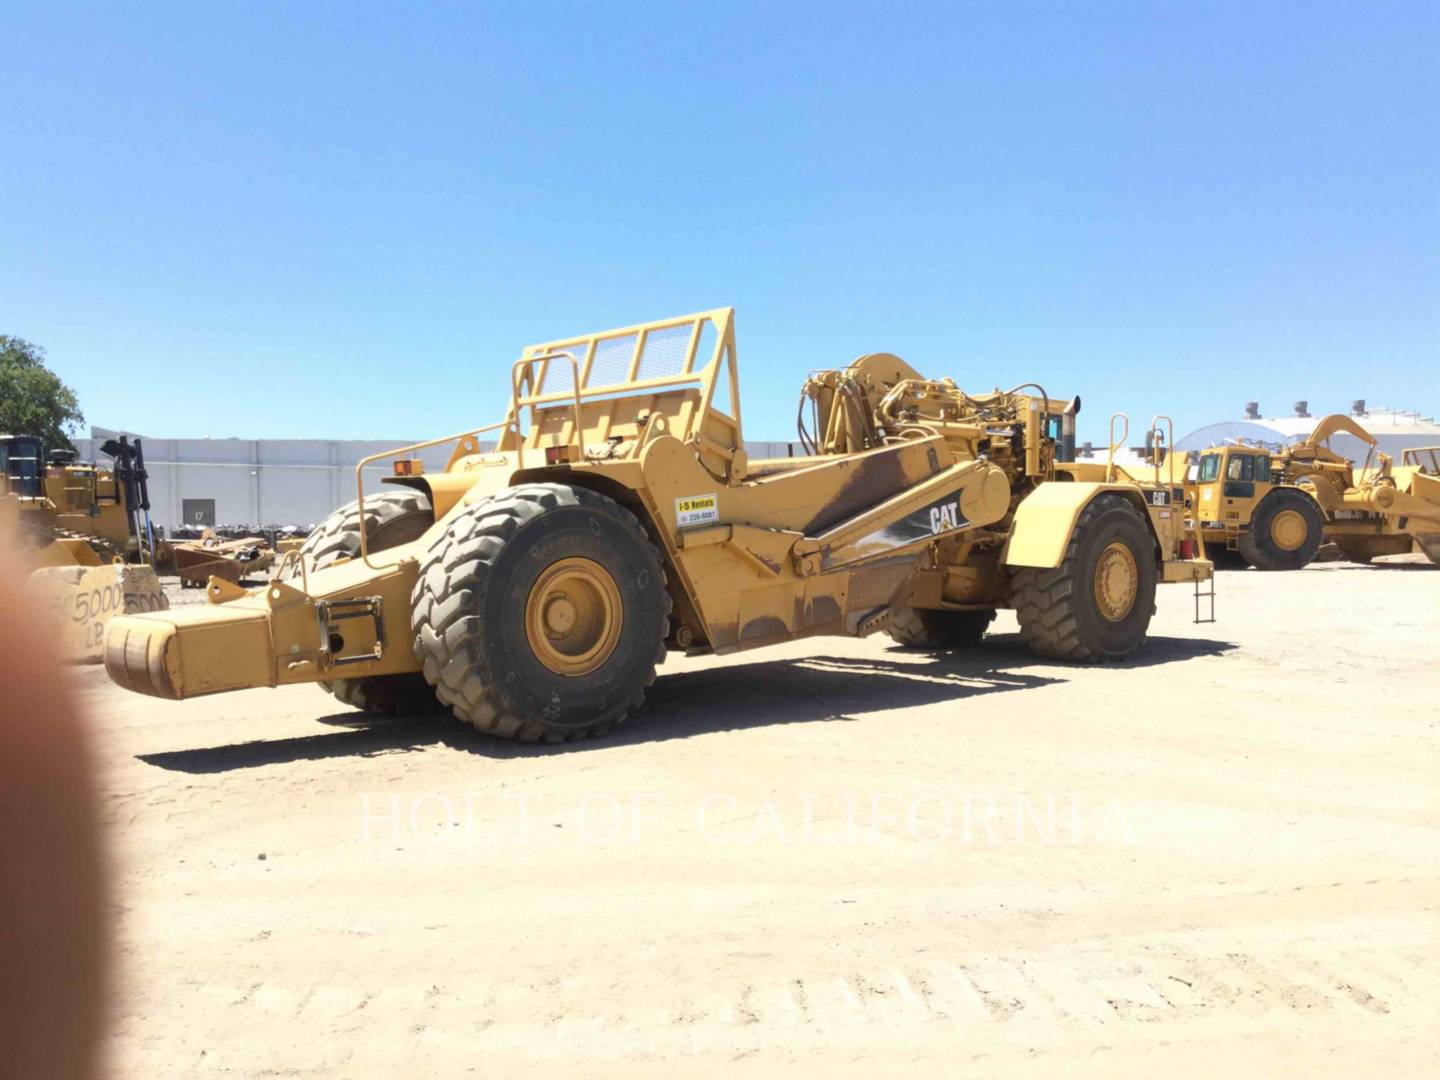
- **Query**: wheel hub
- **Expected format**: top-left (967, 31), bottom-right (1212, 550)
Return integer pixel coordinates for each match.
top-left (1093, 541), bottom-right (1138, 622)
top-left (1270, 509), bottom-right (1307, 551)
top-left (543, 596), bottom-right (577, 635)
top-left (524, 557), bottom-right (623, 676)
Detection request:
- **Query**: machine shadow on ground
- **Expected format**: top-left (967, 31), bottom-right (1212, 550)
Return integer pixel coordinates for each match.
top-left (1312, 563), bottom-right (1437, 573)
top-left (1214, 559), bottom-right (1435, 574)
top-left (137, 635), bottom-right (1234, 773)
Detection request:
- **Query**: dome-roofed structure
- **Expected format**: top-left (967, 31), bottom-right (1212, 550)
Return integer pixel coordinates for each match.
top-left (1177, 401), bottom-right (1440, 465)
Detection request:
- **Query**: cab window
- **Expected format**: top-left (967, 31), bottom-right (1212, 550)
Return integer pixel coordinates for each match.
top-left (1198, 453), bottom-right (1220, 482)
top-left (1226, 454), bottom-right (1255, 482)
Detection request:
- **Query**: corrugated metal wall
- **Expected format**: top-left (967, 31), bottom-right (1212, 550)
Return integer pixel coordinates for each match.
top-left (73, 429), bottom-right (805, 532)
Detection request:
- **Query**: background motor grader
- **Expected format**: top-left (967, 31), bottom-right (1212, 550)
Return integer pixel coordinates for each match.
top-left (1186, 414), bottom-right (1440, 569)
top-left (106, 308), bottom-right (1212, 743)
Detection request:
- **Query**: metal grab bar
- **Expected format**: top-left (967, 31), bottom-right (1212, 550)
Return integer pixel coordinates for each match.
top-left (271, 547), bottom-right (310, 593)
top-left (351, 350), bottom-right (580, 569)
top-left (1105, 413), bottom-right (1129, 483)
top-left (1148, 414), bottom-right (1175, 486)
top-left (353, 420), bottom-right (513, 570)
top-left (510, 351), bottom-right (584, 470)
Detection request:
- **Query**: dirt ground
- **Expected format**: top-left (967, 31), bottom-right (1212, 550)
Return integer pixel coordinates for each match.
top-left (76, 559), bottom-right (1437, 1076)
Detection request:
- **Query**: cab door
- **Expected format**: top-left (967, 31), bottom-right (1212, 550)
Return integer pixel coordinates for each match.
top-left (1192, 451), bottom-right (1223, 526)
top-left (1220, 451), bottom-right (1274, 527)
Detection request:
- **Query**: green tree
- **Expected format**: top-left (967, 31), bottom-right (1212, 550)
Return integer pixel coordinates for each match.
top-left (0, 336), bottom-right (84, 451)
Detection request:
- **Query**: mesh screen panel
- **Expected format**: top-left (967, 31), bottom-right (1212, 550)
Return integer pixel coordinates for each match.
top-left (537, 345), bottom-right (584, 394)
top-left (635, 324), bottom-right (695, 381)
top-left (585, 333), bottom-right (639, 388)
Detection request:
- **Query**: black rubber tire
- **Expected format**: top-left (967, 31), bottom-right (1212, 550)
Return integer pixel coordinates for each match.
top-left (1205, 543), bottom-right (1250, 570)
top-left (1236, 489), bottom-right (1323, 571)
top-left (1333, 537), bottom-right (1374, 565)
top-left (887, 606), bottom-right (996, 647)
top-left (411, 484), bottom-right (670, 743)
top-left (1012, 496), bottom-right (1158, 663)
top-left (291, 489), bottom-right (435, 573)
top-left (324, 676), bottom-right (435, 715)
top-left (285, 489), bottom-right (438, 716)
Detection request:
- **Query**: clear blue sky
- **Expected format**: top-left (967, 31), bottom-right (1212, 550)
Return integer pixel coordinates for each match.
top-left (2, 1), bottom-right (1435, 446)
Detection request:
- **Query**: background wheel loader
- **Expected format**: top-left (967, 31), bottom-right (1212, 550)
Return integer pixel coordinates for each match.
top-left (1185, 414), bottom-right (1440, 570)
top-left (105, 308), bottom-right (1212, 743)
top-left (3, 433), bottom-right (168, 661)
top-left (1, 432), bottom-right (162, 567)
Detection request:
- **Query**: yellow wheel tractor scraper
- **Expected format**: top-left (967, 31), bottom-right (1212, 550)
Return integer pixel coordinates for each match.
top-left (105, 309), bottom-right (1213, 743)
top-left (1186, 414), bottom-right (1440, 570)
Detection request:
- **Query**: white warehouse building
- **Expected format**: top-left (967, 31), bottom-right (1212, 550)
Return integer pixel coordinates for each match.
top-left (73, 427), bottom-right (803, 533)
top-left (73, 428), bottom-right (458, 532)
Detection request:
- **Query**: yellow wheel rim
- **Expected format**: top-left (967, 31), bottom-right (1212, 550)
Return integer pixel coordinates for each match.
top-left (1093, 541), bottom-right (1139, 622)
top-left (524, 557), bottom-right (623, 676)
top-left (1270, 509), bottom-right (1307, 552)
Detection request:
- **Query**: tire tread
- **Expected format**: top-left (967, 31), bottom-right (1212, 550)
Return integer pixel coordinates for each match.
top-left (285, 489), bottom-right (437, 716)
top-left (410, 484), bottom-right (671, 743)
top-left (886, 605), bottom-right (996, 647)
top-left (1012, 496), bottom-right (1149, 663)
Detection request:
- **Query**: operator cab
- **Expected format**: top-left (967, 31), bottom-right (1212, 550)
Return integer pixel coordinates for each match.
top-left (0, 435), bottom-right (46, 497)
top-left (1191, 446), bottom-right (1276, 527)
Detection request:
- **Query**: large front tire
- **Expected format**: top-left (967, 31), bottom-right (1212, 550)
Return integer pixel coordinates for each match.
top-left (1236, 489), bottom-right (1323, 571)
top-left (286, 489), bottom-right (438, 716)
top-left (411, 484), bottom-right (670, 743)
top-left (1012, 496), bottom-right (1158, 663)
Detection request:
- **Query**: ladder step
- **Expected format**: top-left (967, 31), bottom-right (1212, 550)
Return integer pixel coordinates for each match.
top-left (1193, 576), bottom-right (1216, 624)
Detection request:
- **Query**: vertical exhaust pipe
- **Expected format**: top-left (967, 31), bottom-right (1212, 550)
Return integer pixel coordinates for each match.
top-left (1058, 396), bottom-right (1081, 463)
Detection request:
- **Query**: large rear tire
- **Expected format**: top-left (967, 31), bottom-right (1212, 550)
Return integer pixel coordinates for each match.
top-left (411, 484), bottom-right (670, 743)
top-left (1334, 537), bottom-right (1374, 565)
top-left (1012, 496), bottom-right (1158, 663)
top-left (286, 489), bottom-right (438, 716)
top-left (1236, 489), bottom-right (1323, 571)
top-left (887, 606), bottom-right (995, 647)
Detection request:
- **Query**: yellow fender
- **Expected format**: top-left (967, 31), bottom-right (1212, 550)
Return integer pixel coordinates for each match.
top-left (1005, 482), bottom-right (1155, 569)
